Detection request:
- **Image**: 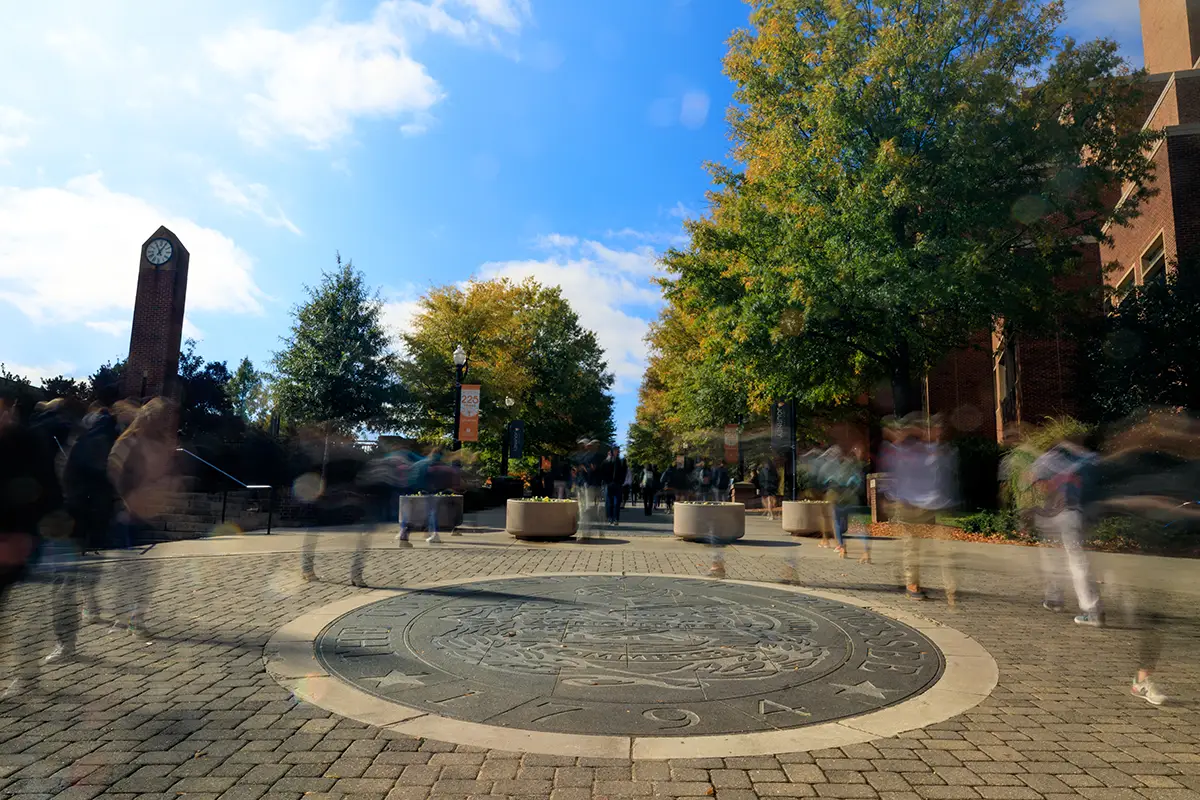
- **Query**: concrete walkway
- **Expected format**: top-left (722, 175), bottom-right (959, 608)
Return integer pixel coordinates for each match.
top-left (0, 509), bottom-right (1197, 799)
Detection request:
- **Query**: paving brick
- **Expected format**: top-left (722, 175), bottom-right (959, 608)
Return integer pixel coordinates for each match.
top-left (754, 783), bottom-right (818, 797)
top-left (711, 769), bottom-right (752, 788)
top-left (594, 779), bottom-right (655, 795)
top-left (652, 781), bottom-right (719, 796)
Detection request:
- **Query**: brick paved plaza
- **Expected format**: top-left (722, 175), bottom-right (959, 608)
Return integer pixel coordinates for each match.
top-left (1, 512), bottom-right (1197, 800)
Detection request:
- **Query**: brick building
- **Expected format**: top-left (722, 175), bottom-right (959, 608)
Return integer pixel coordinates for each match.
top-left (927, 0), bottom-right (1200, 442)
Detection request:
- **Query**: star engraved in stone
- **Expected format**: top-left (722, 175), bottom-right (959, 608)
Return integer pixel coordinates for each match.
top-left (364, 670), bottom-right (426, 688)
top-left (830, 680), bottom-right (891, 700)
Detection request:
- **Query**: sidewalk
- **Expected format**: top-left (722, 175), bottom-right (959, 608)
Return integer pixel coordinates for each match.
top-left (0, 511), bottom-right (1196, 799)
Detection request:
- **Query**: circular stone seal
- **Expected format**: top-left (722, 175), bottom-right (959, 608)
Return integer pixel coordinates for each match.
top-left (314, 576), bottom-right (944, 737)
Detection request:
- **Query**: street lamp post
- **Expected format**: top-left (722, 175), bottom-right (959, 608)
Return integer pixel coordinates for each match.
top-left (500, 396), bottom-right (515, 476)
top-left (451, 345), bottom-right (467, 451)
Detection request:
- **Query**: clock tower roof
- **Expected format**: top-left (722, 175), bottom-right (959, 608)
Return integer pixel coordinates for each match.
top-left (142, 225), bottom-right (190, 257)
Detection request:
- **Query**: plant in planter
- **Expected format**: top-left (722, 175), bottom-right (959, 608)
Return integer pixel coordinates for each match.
top-left (506, 498), bottom-right (579, 540)
top-left (674, 502), bottom-right (746, 543)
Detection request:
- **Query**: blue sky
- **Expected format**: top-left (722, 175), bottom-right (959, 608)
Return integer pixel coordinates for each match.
top-left (0, 0), bottom-right (1143, 441)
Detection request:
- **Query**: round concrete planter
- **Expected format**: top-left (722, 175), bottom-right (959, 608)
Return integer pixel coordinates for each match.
top-left (506, 499), bottom-right (579, 540)
top-left (782, 500), bottom-right (832, 536)
top-left (398, 494), bottom-right (464, 532)
top-left (673, 502), bottom-right (746, 543)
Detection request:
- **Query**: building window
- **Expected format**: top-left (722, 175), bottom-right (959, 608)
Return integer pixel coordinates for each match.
top-left (1141, 233), bottom-right (1166, 286)
top-left (997, 338), bottom-right (1019, 425)
top-left (1114, 267), bottom-right (1136, 308)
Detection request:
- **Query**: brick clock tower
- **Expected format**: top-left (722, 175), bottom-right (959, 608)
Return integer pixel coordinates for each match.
top-left (122, 226), bottom-right (190, 401)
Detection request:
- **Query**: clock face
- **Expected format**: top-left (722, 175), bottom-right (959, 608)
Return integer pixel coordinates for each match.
top-left (145, 238), bottom-right (173, 266)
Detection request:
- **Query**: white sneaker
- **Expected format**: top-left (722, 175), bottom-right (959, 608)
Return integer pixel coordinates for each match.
top-left (426, 533), bottom-right (442, 543)
top-left (43, 644), bottom-right (74, 664)
top-left (1132, 678), bottom-right (1166, 706)
top-left (1, 678), bottom-right (30, 700)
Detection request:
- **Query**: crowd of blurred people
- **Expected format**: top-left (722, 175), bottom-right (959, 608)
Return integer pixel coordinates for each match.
top-left (3, 377), bottom-right (1197, 710)
top-left (0, 388), bottom-right (174, 697)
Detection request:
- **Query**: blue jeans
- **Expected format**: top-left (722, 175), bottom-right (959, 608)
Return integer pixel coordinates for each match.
top-left (832, 505), bottom-right (850, 549)
top-left (605, 486), bottom-right (622, 523)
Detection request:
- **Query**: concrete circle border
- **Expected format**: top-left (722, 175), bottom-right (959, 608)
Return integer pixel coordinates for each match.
top-left (263, 572), bottom-right (998, 760)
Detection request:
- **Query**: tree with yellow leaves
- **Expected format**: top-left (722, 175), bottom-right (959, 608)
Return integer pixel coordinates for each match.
top-left (396, 278), bottom-right (615, 468)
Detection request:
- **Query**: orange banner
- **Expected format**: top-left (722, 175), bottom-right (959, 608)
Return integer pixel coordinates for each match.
top-left (458, 385), bottom-right (480, 442)
top-left (724, 424), bottom-right (739, 465)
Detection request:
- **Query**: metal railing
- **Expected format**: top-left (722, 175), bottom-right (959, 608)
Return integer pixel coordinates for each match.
top-left (175, 447), bottom-right (274, 534)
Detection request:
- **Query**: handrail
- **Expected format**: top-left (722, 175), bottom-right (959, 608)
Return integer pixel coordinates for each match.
top-left (175, 447), bottom-right (274, 534)
top-left (175, 447), bottom-right (269, 489)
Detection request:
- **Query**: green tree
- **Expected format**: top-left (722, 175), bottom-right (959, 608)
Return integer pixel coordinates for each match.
top-left (0, 365), bottom-right (41, 411)
top-left (273, 254), bottom-right (402, 436)
top-left (88, 360), bottom-right (125, 406)
top-left (178, 339), bottom-right (236, 439)
top-left (226, 357), bottom-right (270, 424)
top-left (1082, 267), bottom-right (1200, 420)
top-left (663, 0), bottom-right (1159, 416)
top-left (396, 277), bottom-right (615, 468)
top-left (40, 376), bottom-right (90, 402)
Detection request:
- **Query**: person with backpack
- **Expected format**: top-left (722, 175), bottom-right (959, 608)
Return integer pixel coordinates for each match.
top-left (712, 462), bottom-right (731, 503)
top-left (1029, 434), bottom-right (1102, 625)
top-left (50, 403), bottom-right (119, 661)
top-left (107, 398), bottom-right (177, 638)
top-left (697, 460), bottom-right (715, 501)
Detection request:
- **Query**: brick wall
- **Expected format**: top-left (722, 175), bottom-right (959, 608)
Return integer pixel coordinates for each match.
top-left (1140, 0), bottom-right (1200, 74)
top-left (122, 230), bottom-right (190, 401)
top-left (1168, 132), bottom-right (1200, 271)
top-left (1103, 142), bottom-right (1176, 287)
top-left (927, 332), bottom-right (996, 437)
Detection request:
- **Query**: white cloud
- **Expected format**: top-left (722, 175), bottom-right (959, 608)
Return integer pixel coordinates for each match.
top-left (0, 173), bottom-right (264, 325)
top-left (458, 0), bottom-right (531, 32)
top-left (605, 227), bottom-right (689, 248)
top-left (382, 298), bottom-right (424, 351)
top-left (206, 8), bottom-right (445, 148)
top-left (0, 106), bottom-right (32, 163)
top-left (0, 361), bottom-right (77, 385)
top-left (679, 90), bottom-right (710, 129)
top-left (668, 201), bottom-right (697, 219)
top-left (534, 233), bottom-right (579, 250)
top-left (85, 320), bottom-right (129, 337)
top-left (209, 171), bottom-right (302, 235)
top-left (647, 89), bottom-right (710, 129)
top-left (204, 0), bottom-right (529, 148)
top-left (479, 240), bottom-right (665, 391)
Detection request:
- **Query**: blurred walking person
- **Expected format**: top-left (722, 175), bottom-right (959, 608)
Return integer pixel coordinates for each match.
top-left (1028, 434), bottom-right (1103, 625)
top-left (601, 446), bottom-right (627, 527)
top-left (621, 461), bottom-right (633, 508)
top-left (755, 457), bottom-right (780, 521)
top-left (1089, 411), bottom-right (1200, 704)
top-left (107, 398), bottom-right (176, 638)
top-left (50, 402), bottom-right (119, 660)
top-left (642, 464), bottom-right (658, 516)
top-left (0, 390), bottom-right (61, 696)
top-left (713, 461), bottom-right (731, 504)
top-left (880, 415), bottom-right (959, 603)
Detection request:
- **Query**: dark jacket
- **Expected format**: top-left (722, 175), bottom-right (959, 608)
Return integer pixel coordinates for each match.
top-left (0, 420), bottom-right (60, 536)
top-left (713, 466), bottom-right (731, 492)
